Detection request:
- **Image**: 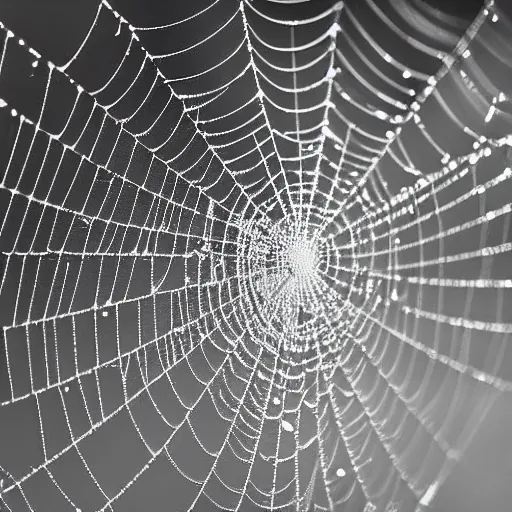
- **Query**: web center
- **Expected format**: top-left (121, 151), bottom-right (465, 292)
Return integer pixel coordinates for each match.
top-left (287, 241), bottom-right (318, 278)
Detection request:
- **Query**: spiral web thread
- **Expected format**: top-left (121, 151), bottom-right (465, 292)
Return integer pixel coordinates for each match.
top-left (0, 0), bottom-right (511, 511)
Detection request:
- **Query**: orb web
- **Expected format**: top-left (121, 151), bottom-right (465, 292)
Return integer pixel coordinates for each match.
top-left (0, 1), bottom-right (511, 511)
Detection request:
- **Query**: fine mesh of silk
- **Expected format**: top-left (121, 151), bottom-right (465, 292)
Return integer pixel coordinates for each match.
top-left (0, 1), bottom-right (512, 511)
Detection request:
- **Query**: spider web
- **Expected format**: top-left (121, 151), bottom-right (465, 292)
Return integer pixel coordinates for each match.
top-left (0, 0), bottom-right (511, 511)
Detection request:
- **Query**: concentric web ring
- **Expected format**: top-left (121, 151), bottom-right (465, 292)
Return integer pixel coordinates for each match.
top-left (0, 0), bottom-right (512, 511)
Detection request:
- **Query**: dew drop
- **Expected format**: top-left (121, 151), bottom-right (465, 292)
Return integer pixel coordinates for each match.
top-left (281, 420), bottom-right (294, 432)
